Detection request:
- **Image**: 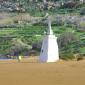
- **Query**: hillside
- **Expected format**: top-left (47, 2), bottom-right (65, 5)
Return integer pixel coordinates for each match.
top-left (0, 0), bottom-right (85, 59)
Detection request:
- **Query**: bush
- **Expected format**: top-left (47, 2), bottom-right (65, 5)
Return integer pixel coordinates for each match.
top-left (58, 32), bottom-right (79, 48)
top-left (78, 22), bottom-right (85, 31)
top-left (80, 7), bottom-right (85, 15)
top-left (61, 1), bottom-right (77, 9)
top-left (32, 41), bottom-right (42, 52)
top-left (60, 52), bottom-right (74, 60)
top-left (73, 53), bottom-right (84, 61)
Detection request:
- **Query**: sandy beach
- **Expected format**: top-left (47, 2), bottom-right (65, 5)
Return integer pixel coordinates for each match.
top-left (0, 57), bottom-right (85, 85)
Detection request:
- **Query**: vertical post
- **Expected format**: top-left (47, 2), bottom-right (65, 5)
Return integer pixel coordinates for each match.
top-left (47, 19), bottom-right (53, 35)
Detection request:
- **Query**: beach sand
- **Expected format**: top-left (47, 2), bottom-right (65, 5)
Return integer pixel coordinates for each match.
top-left (0, 57), bottom-right (85, 85)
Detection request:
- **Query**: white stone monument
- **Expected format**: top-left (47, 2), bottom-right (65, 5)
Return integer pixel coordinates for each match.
top-left (39, 19), bottom-right (59, 62)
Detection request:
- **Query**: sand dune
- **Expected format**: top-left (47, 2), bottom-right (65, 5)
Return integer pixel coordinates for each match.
top-left (0, 57), bottom-right (85, 85)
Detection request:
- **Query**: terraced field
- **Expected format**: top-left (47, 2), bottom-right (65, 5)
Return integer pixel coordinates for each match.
top-left (0, 24), bottom-right (85, 55)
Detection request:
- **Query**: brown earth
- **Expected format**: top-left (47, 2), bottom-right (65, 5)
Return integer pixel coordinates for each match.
top-left (0, 57), bottom-right (85, 85)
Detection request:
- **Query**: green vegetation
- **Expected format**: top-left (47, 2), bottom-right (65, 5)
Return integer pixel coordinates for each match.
top-left (0, 24), bottom-right (84, 59)
top-left (0, 0), bottom-right (85, 59)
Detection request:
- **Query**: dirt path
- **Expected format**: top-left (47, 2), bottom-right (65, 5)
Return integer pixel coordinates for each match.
top-left (0, 57), bottom-right (85, 85)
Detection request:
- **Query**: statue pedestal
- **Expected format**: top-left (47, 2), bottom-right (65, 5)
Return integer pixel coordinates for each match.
top-left (40, 34), bottom-right (59, 62)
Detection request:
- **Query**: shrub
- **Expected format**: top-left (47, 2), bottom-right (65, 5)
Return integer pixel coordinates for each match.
top-left (60, 52), bottom-right (74, 60)
top-left (80, 7), bottom-right (85, 15)
top-left (32, 41), bottom-right (42, 52)
top-left (61, 1), bottom-right (77, 9)
top-left (58, 32), bottom-right (79, 48)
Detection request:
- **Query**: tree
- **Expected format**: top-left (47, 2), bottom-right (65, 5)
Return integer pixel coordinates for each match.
top-left (58, 32), bottom-right (80, 60)
top-left (58, 32), bottom-right (78, 48)
top-left (9, 38), bottom-right (32, 56)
